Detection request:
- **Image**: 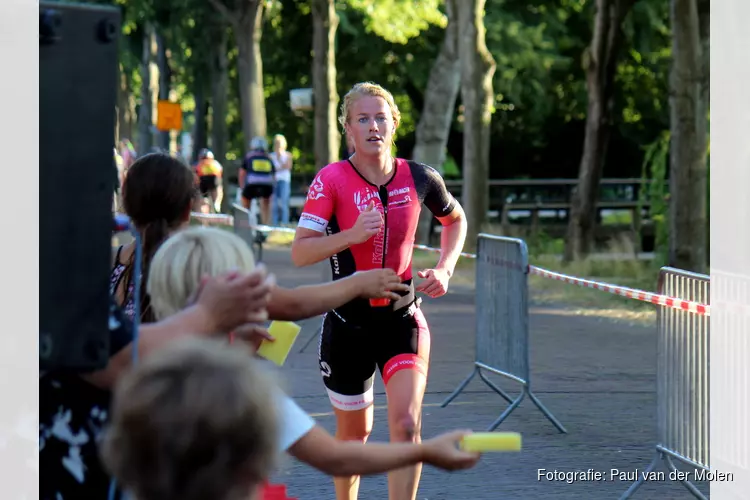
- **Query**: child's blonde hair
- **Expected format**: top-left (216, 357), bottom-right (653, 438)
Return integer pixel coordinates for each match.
top-left (147, 227), bottom-right (256, 321)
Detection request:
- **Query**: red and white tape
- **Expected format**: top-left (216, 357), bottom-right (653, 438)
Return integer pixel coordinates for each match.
top-left (413, 244), bottom-right (477, 260)
top-left (528, 266), bottom-right (710, 316)
top-left (189, 213), bottom-right (710, 316)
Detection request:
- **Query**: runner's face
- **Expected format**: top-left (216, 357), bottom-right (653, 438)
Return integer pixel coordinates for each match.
top-left (345, 96), bottom-right (395, 157)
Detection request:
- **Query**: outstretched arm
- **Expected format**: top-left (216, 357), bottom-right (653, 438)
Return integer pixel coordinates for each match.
top-left (267, 268), bottom-right (409, 321)
top-left (82, 269), bottom-right (273, 388)
top-left (289, 425), bottom-right (480, 476)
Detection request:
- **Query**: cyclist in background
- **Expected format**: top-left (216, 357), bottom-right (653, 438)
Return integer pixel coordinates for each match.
top-left (195, 148), bottom-right (224, 213)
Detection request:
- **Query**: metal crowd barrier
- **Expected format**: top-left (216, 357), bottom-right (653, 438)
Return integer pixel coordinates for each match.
top-left (620, 267), bottom-right (710, 500)
top-left (440, 234), bottom-right (567, 433)
top-left (232, 202), bottom-right (264, 262)
top-left (710, 269), bottom-right (750, 498)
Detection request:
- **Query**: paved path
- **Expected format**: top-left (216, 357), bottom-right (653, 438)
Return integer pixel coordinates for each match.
top-left (264, 248), bottom-right (709, 499)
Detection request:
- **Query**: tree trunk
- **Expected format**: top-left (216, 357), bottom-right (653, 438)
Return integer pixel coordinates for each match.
top-left (211, 27), bottom-right (231, 212)
top-left (414, 0), bottom-right (461, 245)
top-left (155, 31), bottom-right (171, 151)
top-left (564, 0), bottom-right (634, 262)
top-left (456, 0), bottom-right (496, 251)
top-left (136, 23), bottom-right (154, 155)
top-left (668, 0), bottom-right (709, 273)
top-left (234, 1), bottom-right (267, 145)
top-left (192, 87), bottom-right (208, 164)
top-left (312, 0), bottom-right (340, 169)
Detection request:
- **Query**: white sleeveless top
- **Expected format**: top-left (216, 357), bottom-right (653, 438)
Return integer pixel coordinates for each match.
top-left (270, 151), bottom-right (292, 183)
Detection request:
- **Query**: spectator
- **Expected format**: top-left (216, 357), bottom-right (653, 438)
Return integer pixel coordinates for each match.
top-left (270, 134), bottom-right (293, 226)
top-left (146, 227), bottom-right (482, 483)
top-left (101, 338), bottom-right (280, 500)
top-left (39, 269), bottom-right (275, 500)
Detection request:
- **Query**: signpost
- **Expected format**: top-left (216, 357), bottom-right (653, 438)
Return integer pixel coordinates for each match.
top-left (289, 88), bottom-right (313, 115)
top-left (156, 100), bottom-right (183, 131)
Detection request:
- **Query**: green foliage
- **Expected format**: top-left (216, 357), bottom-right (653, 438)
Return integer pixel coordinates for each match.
top-left (112, 0), bottom-right (675, 184)
top-left (638, 131), bottom-right (670, 267)
top-left (342, 0), bottom-right (446, 44)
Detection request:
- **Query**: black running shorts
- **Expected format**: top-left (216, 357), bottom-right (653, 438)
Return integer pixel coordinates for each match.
top-left (317, 300), bottom-right (430, 411)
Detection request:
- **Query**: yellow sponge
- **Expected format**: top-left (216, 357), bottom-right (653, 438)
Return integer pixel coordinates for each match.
top-left (460, 432), bottom-right (522, 452)
top-left (256, 321), bottom-right (302, 366)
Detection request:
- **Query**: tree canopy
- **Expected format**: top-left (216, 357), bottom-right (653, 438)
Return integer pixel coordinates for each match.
top-left (112, 0), bottom-right (675, 181)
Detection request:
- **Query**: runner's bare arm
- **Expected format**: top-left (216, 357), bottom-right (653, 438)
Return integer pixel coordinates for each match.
top-left (434, 203), bottom-right (468, 277)
top-left (291, 227), bottom-right (354, 267)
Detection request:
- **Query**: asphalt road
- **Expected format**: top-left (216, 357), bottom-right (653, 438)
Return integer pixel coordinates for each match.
top-left (260, 247), bottom-right (709, 500)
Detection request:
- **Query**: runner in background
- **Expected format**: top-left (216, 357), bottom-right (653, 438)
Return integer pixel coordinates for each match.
top-left (239, 137), bottom-right (276, 225)
top-left (291, 82), bottom-right (468, 500)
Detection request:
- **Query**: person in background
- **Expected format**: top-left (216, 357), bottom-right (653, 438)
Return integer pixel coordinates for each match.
top-left (111, 153), bottom-right (198, 323)
top-left (270, 134), bottom-right (293, 226)
top-left (113, 147), bottom-right (124, 212)
top-left (239, 137), bottom-right (275, 226)
top-left (119, 139), bottom-right (137, 173)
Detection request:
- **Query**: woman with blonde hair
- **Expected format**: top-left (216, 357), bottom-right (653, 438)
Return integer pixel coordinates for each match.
top-left (292, 81), bottom-right (468, 500)
top-left (146, 227), bottom-right (481, 494)
top-left (270, 134), bottom-right (293, 226)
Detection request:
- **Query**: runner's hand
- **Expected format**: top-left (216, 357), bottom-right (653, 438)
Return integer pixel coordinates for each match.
top-left (415, 268), bottom-right (451, 298)
top-left (421, 430), bottom-right (481, 471)
top-left (354, 269), bottom-right (410, 301)
top-left (348, 200), bottom-right (382, 244)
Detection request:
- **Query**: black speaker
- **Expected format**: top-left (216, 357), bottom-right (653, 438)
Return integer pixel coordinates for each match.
top-left (39, 2), bottom-right (122, 371)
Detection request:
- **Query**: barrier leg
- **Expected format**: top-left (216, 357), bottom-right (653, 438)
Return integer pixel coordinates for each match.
top-left (255, 237), bottom-right (264, 262)
top-left (477, 368), bottom-right (515, 405)
top-left (618, 451), bottom-right (660, 500)
top-left (486, 391), bottom-right (525, 431)
top-left (663, 455), bottom-right (707, 500)
top-left (526, 390), bottom-right (567, 434)
top-left (440, 366), bottom-right (478, 407)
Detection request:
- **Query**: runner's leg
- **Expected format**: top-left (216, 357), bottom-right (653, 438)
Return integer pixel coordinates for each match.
top-left (319, 313), bottom-right (377, 500)
top-left (379, 308), bottom-right (431, 500)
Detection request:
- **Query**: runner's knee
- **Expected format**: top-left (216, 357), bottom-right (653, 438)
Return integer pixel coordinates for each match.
top-left (391, 413), bottom-right (420, 442)
top-left (336, 410), bottom-right (372, 442)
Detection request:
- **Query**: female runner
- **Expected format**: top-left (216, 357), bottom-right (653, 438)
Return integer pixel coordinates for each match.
top-left (291, 82), bottom-right (468, 500)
